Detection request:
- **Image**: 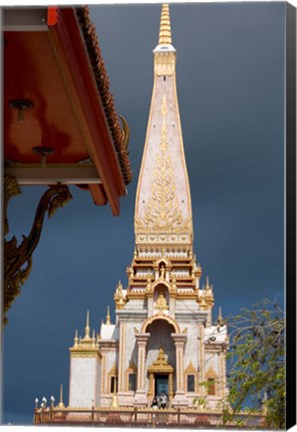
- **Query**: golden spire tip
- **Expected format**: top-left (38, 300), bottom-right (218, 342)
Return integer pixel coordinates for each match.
top-left (218, 306), bottom-right (224, 326)
top-left (106, 305), bottom-right (111, 325)
top-left (58, 384), bottom-right (65, 409)
top-left (74, 329), bottom-right (78, 346)
top-left (159, 3), bottom-right (172, 45)
top-left (84, 310), bottom-right (90, 338)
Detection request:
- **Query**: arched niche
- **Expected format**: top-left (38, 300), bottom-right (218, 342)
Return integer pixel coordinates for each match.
top-left (155, 258), bottom-right (171, 281)
top-left (141, 315), bottom-right (180, 334)
top-left (153, 282), bottom-right (169, 307)
top-left (145, 319), bottom-right (177, 400)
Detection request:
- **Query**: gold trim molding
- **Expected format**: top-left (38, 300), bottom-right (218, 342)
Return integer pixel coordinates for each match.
top-left (141, 313), bottom-right (180, 334)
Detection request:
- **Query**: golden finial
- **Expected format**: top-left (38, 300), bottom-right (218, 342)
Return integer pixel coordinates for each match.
top-left (84, 310), bottom-right (90, 339)
top-left (206, 276), bottom-right (210, 290)
top-left (111, 393), bottom-right (119, 408)
top-left (92, 329), bottom-right (96, 347)
top-left (157, 346), bottom-right (166, 362)
top-left (200, 297), bottom-right (208, 310)
top-left (117, 280), bottom-right (123, 292)
top-left (106, 306), bottom-right (111, 325)
top-left (58, 384), bottom-right (65, 409)
top-left (159, 4), bottom-right (172, 45)
top-left (74, 329), bottom-right (78, 347)
top-left (217, 306), bottom-right (224, 326)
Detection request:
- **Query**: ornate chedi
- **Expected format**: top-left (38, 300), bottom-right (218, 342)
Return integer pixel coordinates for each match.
top-left (66, 4), bottom-right (228, 413)
top-left (36, 4), bottom-right (230, 424)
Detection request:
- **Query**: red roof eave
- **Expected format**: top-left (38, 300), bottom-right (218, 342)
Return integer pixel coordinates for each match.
top-left (48, 7), bottom-right (126, 216)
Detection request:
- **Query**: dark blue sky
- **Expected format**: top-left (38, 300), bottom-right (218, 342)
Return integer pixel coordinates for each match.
top-left (3, 2), bottom-right (285, 425)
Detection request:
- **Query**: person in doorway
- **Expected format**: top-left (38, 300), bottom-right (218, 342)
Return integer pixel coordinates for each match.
top-left (151, 397), bottom-right (158, 409)
top-left (160, 392), bottom-right (168, 409)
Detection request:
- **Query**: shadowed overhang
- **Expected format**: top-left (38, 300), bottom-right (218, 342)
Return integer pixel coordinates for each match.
top-left (4, 6), bottom-right (132, 216)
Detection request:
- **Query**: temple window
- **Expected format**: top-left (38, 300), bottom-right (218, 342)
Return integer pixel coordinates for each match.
top-left (187, 374), bottom-right (195, 392)
top-left (110, 376), bottom-right (118, 393)
top-left (128, 373), bottom-right (136, 391)
top-left (207, 378), bottom-right (215, 395)
top-left (126, 362), bottom-right (137, 392)
top-left (184, 362), bottom-right (196, 393)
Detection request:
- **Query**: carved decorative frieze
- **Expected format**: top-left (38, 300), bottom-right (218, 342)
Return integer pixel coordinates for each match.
top-left (154, 52), bottom-right (176, 76)
top-left (4, 178), bottom-right (72, 325)
top-left (135, 96), bottom-right (191, 237)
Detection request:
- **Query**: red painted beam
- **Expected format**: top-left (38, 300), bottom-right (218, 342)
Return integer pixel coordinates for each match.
top-left (48, 7), bottom-right (126, 215)
top-left (47, 7), bottom-right (58, 26)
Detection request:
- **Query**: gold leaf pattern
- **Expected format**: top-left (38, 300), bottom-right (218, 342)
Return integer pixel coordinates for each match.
top-left (142, 96), bottom-right (183, 232)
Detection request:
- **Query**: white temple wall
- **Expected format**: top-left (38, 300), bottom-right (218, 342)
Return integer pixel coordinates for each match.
top-left (105, 350), bottom-right (117, 389)
top-left (205, 352), bottom-right (219, 374)
top-left (183, 322), bottom-right (199, 369)
top-left (124, 299), bottom-right (147, 311)
top-left (95, 358), bottom-right (101, 406)
top-left (175, 299), bottom-right (199, 314)
top-left (124, 321), bottom-right (138, 366)
top-left (69, 357), bottom-right (99, 408)
top-left (118, 318), bottom-right (142, 393)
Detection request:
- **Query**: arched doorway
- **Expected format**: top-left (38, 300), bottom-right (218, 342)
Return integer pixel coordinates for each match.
top-left (145, 319), bottom-right (176, 405)
top-left (147, 347), bottom-right (174, 404)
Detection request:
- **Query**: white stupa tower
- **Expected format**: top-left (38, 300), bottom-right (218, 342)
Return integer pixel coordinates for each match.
top-left (67, 5), bottom-right (228, 412)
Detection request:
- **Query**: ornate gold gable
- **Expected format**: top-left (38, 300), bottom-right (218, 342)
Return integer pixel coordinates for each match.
top-left (205, 365), bottom-right (218, 379)
top-left (184, 361), bottom-right (196, 375)
top-left (148, 347), bottom-right (174, 374)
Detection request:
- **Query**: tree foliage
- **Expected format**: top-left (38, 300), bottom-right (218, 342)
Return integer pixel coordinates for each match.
top-left (222, 298), bottom-right (285, 428)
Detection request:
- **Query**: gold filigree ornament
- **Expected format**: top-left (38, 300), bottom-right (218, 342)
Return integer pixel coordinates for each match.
top-left (4, 181), bottom-right (72, 325)
top-left (140, 96), bottom-right (184, 232)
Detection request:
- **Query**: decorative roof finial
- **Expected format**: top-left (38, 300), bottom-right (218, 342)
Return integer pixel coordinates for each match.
top-left (159, 4), bottom-right (172, 45)
top-left (84, 310), bottom-right (90, 339)
top-left (117, 280), bottom-right (123, 291)
top-left (206, 276), bottom-right (210, 290)
top-left (217, 306), bottom-right (224, 326)
top-left (58, 384), bottom-right (65, 409)
top-left (106, 306), bottom-right (111, 325)
top-left (74, 329), bottom-right (78, 347)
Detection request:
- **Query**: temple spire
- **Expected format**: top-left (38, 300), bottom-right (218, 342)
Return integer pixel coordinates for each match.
top-left (84, 310), bottom-right (90, 339)
top-left (135, 2), bottom-right (192, 255)
top-left (159, 4), bottom-right (172, 45)
top-left (106, 306), bottom-right (111, 325)
top-left (58, 384), bottom-right (65, 409)
top-left (217, 307), bottom-right (224, 326)
top-left (74, 329), bottom-right (78, 347)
